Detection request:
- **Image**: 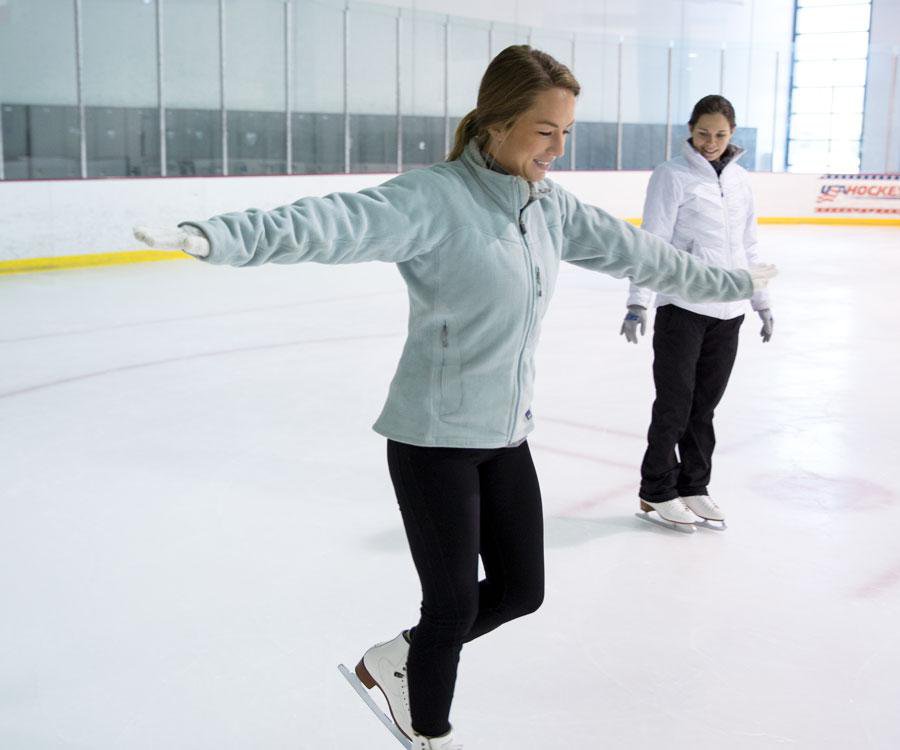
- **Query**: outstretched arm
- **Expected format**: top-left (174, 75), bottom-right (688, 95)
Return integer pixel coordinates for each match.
top-left (557, 187), bottom-right (776, 303)
top-left (135, 171), bottom-right (446, 267)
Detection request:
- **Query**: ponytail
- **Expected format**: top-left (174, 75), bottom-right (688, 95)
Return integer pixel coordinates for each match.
top-left (448, 109), bottom-right (482, 161)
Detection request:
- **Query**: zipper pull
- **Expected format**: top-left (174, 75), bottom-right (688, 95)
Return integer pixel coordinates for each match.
top-left (441, 323), bottom-right (449, 348)
top-left (536, 268), bottom-right (543, 297)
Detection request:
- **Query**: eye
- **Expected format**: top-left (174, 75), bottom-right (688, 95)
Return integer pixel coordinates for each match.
top-left (538, 131), bottom-right (552, 136)
top-left (563, 130), bottom-right (571, 135)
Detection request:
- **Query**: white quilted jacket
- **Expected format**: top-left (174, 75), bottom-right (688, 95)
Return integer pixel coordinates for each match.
top-left (627, 140), bottom-right (770, 319)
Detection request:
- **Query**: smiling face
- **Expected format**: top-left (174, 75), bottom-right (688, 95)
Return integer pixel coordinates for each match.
top-left (690, 112), bottom-right (735, 162)
top-left (484, 87), bottom-right (576, 181)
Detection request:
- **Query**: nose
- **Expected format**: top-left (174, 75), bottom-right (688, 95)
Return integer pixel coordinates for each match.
top-left (550, 131), bottom-right (565, 157)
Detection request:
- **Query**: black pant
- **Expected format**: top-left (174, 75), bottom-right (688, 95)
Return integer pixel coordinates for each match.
top-left (639, 304), bottom-right (743, 503)
top-left (387, 439), bottom-right (545, 738)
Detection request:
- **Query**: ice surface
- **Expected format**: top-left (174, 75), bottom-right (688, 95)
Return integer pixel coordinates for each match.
top-left (1, 226), bottom-right (898, 749)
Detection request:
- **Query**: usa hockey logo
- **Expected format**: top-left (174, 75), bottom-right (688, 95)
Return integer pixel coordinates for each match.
top-left (816, 174), bottom-right (900, 214)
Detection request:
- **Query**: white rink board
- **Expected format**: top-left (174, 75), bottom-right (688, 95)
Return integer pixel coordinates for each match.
top-left (0, 169), bottom-right (877, 262)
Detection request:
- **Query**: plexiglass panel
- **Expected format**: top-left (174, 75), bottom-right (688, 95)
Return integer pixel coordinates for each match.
top-left (227, 0), bottom-right (285, 175)
top-left (82, 0), bottom-right (158, 177)
top-left (621, 41), bottom-right (670, 170)
top-left (573, 37), bottom-right (617, 170)
top-left (0, 0), bottom-right (79, 179)
top-left (293, 0), bottom-right (344, 174)
top-left (400, 10), bottom-right (446, 168)
top-left (165, 0), bottom-right (222, 176)
top-left (347, 2), bottom-right (397, 172)
top-left (672, 42), bottom-right (723, 125)
top-left (448, 18), bottom-right (489, 118)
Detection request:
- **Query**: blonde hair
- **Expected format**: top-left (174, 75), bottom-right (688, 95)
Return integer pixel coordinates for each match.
top-left (447, 45), bottom-right (580, 161)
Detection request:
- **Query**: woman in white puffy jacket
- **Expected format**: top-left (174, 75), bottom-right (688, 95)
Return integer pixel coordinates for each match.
top-left (621, 95), bottom-right (774, 529)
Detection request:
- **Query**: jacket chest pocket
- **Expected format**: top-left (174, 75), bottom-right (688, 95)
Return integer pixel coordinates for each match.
top-left (439, 322), bottom-right (462, 416)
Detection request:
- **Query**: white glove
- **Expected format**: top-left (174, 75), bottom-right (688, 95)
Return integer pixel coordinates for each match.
top-left (748, 263), bottom-right (777, 291)
top-left (620, 305), bottom-right (647, 344)
top-left (758, 309), bottom-right (774, 343)
top-left (133, 225), bottom-right (210, 258)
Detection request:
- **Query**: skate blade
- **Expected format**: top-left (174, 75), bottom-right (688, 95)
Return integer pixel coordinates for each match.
top-left (634, 511), bottom-right (696, 533)
top-left (695, 518), bottom-right (727, 531)
top-left (338, 664), bottom-right (413, 749)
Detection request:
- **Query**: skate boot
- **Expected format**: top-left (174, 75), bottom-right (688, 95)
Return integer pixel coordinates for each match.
top-left (413, 728), bottom-right (463, 749)
top-left (638, 498), bottom-right (699, 531)
top-left (355, 632), bottom-right (413, 740)
top-left (681, 495), bottom-right (725, 525)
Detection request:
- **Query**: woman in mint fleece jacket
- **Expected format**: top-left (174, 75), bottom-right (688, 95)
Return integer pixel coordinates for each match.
top-left (136, 47), bottom-right (775, 750)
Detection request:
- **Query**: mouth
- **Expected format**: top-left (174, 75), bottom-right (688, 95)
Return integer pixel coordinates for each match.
top-left (533, 158), bottom-right (553, 171)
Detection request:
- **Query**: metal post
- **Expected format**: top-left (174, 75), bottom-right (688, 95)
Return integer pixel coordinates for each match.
top-left (665, 41), bottom-right (673, 161)
top-left (0, 20), bottom-right (6, 176)
top-left (569, 33), bottom-right (576, 170)
top-left (771, 50), bottom-right (780, 172)
top-left (0, 102), bottom-right (5, 180)
top-left (616, 36), bottom-right (623, 170)
top-left (885, 53), bottom-right (898, 173)
top-left (488, 22), bottom-right (494, 61)
top-left (343, 2), bottom-right (350, 173)
top-left (219, 0), bottom-right (228, 175)
top-left (74, 0), bottom-right (87, 178)
top-left (443, 15), bottom-right (450, 156)
top-left (285, 0), bottom-right (293, 175)
top-left (719, 43), bottom-right (726, 95)
top-left (527, 27), bottom-right (533, 47)
top-left (156, 0), bottom-right (167, 177)
top-left (396, 9), bottom-right (403, 173)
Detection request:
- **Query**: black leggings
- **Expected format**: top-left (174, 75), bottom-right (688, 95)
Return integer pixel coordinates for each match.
top-left (387, 439), bottom-right (545, 737)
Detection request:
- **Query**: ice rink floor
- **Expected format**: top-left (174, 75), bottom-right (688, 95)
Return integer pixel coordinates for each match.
top-left (2, 225), bottom-right (899, 749)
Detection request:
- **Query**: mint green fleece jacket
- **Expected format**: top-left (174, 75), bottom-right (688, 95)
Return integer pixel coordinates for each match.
top-left (184, 140), bottom-right (754, 449)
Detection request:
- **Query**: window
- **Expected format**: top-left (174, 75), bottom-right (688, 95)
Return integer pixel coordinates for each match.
top-left (787, 0), bottom-right (871, 173)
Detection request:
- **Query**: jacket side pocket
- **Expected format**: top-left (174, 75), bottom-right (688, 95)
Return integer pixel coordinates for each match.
top-left (439, 322), bottom-right (462, 417)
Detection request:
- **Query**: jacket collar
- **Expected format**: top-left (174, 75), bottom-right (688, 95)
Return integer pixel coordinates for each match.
top-left (681, 138), bottom-right (744, 178)
top-left (461, 139), bottom-right (553, 212)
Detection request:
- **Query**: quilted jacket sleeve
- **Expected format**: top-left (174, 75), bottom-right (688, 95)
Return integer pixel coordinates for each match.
top-left (741, 181), bottom-right (771, 312)
top-left (626, 165), bottom-right (682, 308)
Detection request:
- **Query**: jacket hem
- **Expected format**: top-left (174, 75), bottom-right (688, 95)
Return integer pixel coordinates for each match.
top-left (372, 424), bottom-right (530, 449)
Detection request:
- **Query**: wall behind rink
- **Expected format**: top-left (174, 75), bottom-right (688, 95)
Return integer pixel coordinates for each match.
top-left (1, 170), bottom-right (898, 268)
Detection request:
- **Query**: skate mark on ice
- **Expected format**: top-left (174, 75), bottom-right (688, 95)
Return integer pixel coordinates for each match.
top-left (0, 332), bottom-right (402, 400)
top-left (853, 561), bottom-right (900, 598)
top-left (529, 443), bottom-right (633, 472)
top-left (755, 471), bottom-right (896, 512)
top-left (537, 416), bottom-right (644, 442)
top-left (0, 291), bottom-right (397, 343)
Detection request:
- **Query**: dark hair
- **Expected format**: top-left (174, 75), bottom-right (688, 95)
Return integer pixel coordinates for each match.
top-left (688, 95), bottom-right (736, 130)
top-left (447, 45), bottom-right (580, 161)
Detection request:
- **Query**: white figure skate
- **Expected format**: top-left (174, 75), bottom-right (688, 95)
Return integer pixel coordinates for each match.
top-left (637, 498), bottom-right (699, 533)
top-left (681, 494), bottom-right (726, 530)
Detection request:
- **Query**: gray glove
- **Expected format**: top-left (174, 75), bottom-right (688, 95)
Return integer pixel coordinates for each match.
top-left (620, 305), bottom-right (647, 344)
top-left (758, 309), bottom-right (774, 343)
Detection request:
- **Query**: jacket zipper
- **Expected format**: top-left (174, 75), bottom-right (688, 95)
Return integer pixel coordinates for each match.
top-left (718, 174), bottom-right (734, 271)
top-left (508, 192), bottom-right (538, 444)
